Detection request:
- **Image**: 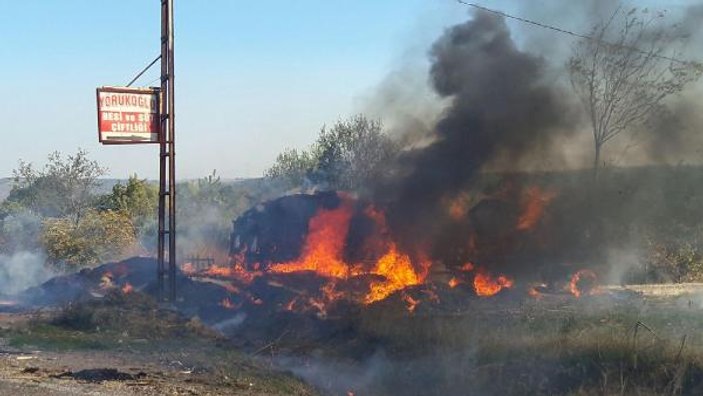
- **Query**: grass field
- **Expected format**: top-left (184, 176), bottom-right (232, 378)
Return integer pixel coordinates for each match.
top-left (260, 286), bottom-right (703, 395)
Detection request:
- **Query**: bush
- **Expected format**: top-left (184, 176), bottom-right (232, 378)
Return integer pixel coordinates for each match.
top-left (42, 209), bottom-right (138, 269)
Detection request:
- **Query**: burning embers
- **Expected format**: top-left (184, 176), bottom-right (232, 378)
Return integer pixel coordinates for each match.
top-left (473, 271), bottom-right (514, 297)
top-left (569, 269), bottom-right (599, 298)
top-left (98, 269), bottom-right (135, 295)
top-left (187, 190), bottom-right (603, 318)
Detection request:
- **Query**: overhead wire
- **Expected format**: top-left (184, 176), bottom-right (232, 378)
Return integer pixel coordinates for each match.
top-left (455, 1), bottom-right (700, 66)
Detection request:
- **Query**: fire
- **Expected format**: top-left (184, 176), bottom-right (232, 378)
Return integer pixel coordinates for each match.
top-left (181, 262), bottom-right (196, 275)
top-left (220, 297), bottom-right (237, 310)
top-left (203, 262), bottom-right (260, 284)
top-left (121, 282), bottom-right (134, 294)
top-left (205, 266), bottom-right (233, 277)
top-left (446, 193), bottom-right (472, 220)
top-left (269, 199), bottom-right (354, 278)
top-left (528, 283), bottom-right (546, 299)
top-left (460, 262), bottom-right (475, 272)
top-left (303, 281), bottom-right (346, 317)
top-left (100, 271), bottom-right (114, 289)
top-left (569, 269), bottom-right (598, 297)
top-left (283, 298), bottom-right (298, 312)
top-left (402, 293), bottom-right (421, 313)
top-left (473, 270), bottom-right (514, 297)
top-left (516, 186), bottom-right (557, 231)
top-left (263, 199), bottom-right (428, 307)
top-left (320, 281), bottom-right (344, 303)
top-left (280, 282), bottom-right (346, 318)
top-left (364, 243), bottom-right (425, 304)
top-left (187, 192), bottom-right (562, 316)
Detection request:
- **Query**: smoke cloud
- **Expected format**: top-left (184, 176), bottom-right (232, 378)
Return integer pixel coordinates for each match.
top-left (0, 251), bottom-right (54, 296)
top-left (374, 11), bottom-right (576, 258)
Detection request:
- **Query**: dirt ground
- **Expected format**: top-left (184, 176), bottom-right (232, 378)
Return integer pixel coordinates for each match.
top-left (3, 283), bottom-right (703, 395)
top-left (0, 313), bottom-right (316, 396)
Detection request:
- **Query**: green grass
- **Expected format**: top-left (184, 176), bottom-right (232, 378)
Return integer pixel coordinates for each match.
top-left (3, 323), bottom-right (116, 351)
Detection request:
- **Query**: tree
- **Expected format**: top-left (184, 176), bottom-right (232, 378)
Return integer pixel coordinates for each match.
top-left (266, 114), bottom-right (398, 192)
top-left (568, 6), bottom-right (702, 178)
top-left (265, 149), bottom-right (315, 187)
top-left (100, 175), bottom-right (158, 232)
top-left (8, 150), bottom-right (107, 220)
top-left (42, 209), bottom-right (138, 268)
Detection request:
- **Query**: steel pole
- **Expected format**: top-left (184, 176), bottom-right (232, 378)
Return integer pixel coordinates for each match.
top-left (167, 0), bottom-right (177, 302)
top-left (157, 0), bottom-right (168, 301)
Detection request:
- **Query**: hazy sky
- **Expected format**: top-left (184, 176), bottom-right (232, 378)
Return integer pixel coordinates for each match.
top-left (0, 1), bottom-right (696, 179)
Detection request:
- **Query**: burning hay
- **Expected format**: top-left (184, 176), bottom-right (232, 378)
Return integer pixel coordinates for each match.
top-left (2, 4), bottom-right (703, 395)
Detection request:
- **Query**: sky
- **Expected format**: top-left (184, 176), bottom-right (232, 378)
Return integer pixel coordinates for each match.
top-left (0, 0), bottom-right (696, 179)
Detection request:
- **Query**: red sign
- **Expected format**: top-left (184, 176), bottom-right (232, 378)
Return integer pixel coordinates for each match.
top-left (96, 86), bottom-right (160, 144)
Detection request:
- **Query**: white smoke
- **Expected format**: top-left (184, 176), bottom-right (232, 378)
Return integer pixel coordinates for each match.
top-left (0, 251), bottom-right (54, 295)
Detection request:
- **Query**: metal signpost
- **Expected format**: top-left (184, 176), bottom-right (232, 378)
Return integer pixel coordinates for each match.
top-left (96, 0), bottom-right (176, 302)
top-left (159, 0), bottom-right (177, 303)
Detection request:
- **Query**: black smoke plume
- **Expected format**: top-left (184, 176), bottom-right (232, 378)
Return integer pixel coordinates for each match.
top-left (377, 11), bottom-right (574, 261)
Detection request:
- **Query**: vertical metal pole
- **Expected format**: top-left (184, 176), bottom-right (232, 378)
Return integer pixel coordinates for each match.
top-left (157, 0), bottom-right (168, 301)
top-left (158, 0), bottom-right (176, 302)
top-left (167, 0), bottom-right (177, 302)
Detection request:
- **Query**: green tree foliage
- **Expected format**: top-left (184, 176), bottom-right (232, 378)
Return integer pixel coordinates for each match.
top-left (42, 209), bottom-right (137, 268)
top-left (266, 149), bottom-right (315, 187)
top-left (100, 175), bottom-right (158, 234)
top-left (266, 115), bottom-right (398, 192)
top-left (6, 150), bottom-right (107, 221)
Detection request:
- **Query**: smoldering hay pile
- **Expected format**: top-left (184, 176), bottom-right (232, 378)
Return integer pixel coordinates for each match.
top-left (2, 12), bottom-right (621, 325)
top-left (198, 10), bottom-right (605, 319)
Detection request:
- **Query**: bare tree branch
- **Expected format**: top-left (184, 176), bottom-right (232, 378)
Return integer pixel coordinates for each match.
top-left (568, 5), bottom-right (701, 178)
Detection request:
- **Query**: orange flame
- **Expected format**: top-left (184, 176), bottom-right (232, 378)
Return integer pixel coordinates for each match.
top-left (460, 262), bottom-right (475, 272)
top-left (269, 199), bottom-right (354, 278)
top-left (264, 198), bottom-right (429, 308)
top-left (100, 271), bottom-right (114, 289)
top-left (364, 243), bottom-right (425, 304)
top-left (181, 262), bottom-right (196, 276)
top-left (516, 186), bottom-right (557, 231)
top-left (204, 266), bottom-right (233, 277)
top-left (121, 282), bottom-right (134, 294)
top-left (220, 297), bottom-right (237, 310)
top-left (448, 277), bottom-right (462, 288)
top-left (528, 283), bottom-right (546, 299)
top-left (473, 271), bottom-right (514, 297)
top-left (203, 262), bottom-right (260, 284)
top-left (402, 293), bottom-right (421, 313)
top-left (569, 269), bottom-right (598, 297)
top-left (283, 297), bottom-right (298, 312)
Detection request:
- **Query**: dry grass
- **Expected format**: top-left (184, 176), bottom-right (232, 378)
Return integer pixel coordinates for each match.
top-left (340, 293), bottom-right (703, 395)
